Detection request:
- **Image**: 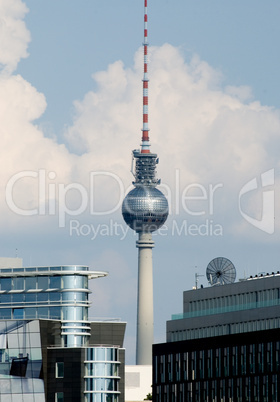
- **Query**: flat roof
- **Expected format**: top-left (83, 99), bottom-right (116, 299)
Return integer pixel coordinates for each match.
top-left (0, 265), bottom-right (108, 279)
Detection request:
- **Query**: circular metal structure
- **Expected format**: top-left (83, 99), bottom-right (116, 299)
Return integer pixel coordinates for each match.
top-left (122, 186), bottom-right (168, 233)
top-left (206, 257), bottom-right (236, 285)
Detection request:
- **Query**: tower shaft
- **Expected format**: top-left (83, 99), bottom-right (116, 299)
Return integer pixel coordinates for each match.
top-left (136, 232), bottom-right (154, 365)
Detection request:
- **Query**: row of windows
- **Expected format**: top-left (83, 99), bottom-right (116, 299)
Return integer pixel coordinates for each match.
top-left (86, 348), bottom-right (119, 363)
top-left (157, 341), bottom-right (280, 385)
top-left (0, 275), bottom-right (88, 291)
top-left (0, 306), bottom-right (88, 321)
top-left (62, 334), bottom-right (89, 348)
top-left (169, 318), bottom-right (280, 342)
top-left (85, 362), bottom-right (119, 377)
top-left (0, 378), bottom-right (45, 397)
top-left (0, 265), bottom-right (88, 274)
top-left (0, 348), bottom-right (42, 364)
top-left (0, 291), bottom-right (88, 305)
top-left (155, 341), bottom-right (280, 384)
top-left (153, 375), bottom-right (279, 402)
top-left (85, 378), bottom-right (119, 392)
top-left (0, 307), bottom-right (61, 320)
top-left (188, 288), bottom-right (280, 314)
top-left (85, 395), bottom-right (119, 402)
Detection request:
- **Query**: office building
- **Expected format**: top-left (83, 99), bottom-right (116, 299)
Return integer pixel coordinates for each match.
top-left (153, 269), bottom-right (280, 401)
top-left (0, 261), bottom-right (126, 402)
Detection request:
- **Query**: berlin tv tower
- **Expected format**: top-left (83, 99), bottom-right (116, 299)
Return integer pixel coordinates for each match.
top-left (122, 0), bottom-right (169, 365)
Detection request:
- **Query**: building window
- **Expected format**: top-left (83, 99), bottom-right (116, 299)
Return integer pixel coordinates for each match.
top-left (13, 308), bottom-right (24, 319)
top-left (0, 308), bottom-right (12, 319)
top-left (25, 276), bottom-right (37, 290)
top-left (13, 277), bottom-right (24, 290)
top-left (56, 362), bottom-right (64, 378)
top-left (1, 278), bottom-right (12, 290)
top-left (55, 392), bottom-right (64, 402)
top-left (37, 276), bottom-right (48, 289)
top-left (50, 276), bottom-right (61, 289)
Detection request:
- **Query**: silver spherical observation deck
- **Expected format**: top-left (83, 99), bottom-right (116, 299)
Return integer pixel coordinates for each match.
top-left (122, 186), bottom-right (168, 233)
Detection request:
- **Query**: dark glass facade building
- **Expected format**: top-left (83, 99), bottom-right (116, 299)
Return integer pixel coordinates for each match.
top-left (153, 273), bottom-right (280, 401)
top-left (0, 264), bottom-right (126, 402)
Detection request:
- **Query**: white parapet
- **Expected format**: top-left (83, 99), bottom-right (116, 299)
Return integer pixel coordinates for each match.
top-left (125, 365), bottom-right (152, 402)
top-left (0, 257), bottom-right (22, 268)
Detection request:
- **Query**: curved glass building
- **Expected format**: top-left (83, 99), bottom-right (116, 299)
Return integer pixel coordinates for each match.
top-left (0, 265), bottom-right (105, 347)
top-left (0, 262), bottom-right (126, 402)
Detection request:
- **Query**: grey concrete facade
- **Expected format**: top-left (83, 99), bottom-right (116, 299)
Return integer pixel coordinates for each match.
top-left (154, 272), bottom-right (280, 401)
top-left (167, 273), bottom-right (280, 342)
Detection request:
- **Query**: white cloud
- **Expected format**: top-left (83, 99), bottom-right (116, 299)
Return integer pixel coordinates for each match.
top-left (64, 44), bottom-right (280, 237)
top-left (0, 73), bottom-right (76, 223)
top-left (0, 0), bottom-right (279, 240)
top-left (0, 0), bottom-right (30, 73)
top-left (0, 2), bottom-right (75, 226)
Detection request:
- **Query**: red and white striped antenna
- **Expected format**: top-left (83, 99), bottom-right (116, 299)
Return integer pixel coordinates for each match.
top-left (141, 0), bottom-right (150, 154)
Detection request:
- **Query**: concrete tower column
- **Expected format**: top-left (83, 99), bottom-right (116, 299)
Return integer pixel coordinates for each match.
top-left (136, 232), bottom-right (155, 365)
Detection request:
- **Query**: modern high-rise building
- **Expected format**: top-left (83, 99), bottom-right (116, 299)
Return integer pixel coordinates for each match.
top-left (0, 260), bottom-right (126, 402)
top-left (153, 268), bottom-right (280, 401)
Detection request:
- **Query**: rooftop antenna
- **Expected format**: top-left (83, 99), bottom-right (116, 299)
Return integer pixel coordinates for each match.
top-left (194, 271), bottom-right (204, 290)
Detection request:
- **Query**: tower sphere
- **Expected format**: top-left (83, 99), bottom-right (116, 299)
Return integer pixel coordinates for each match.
top-left (122, 186), bottom-right (168, 233)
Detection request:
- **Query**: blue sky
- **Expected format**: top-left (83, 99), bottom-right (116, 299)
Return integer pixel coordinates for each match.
top-left (18, 0), bottom-right (280, 136)
top-left (1, 0), bottom-right (280, 363)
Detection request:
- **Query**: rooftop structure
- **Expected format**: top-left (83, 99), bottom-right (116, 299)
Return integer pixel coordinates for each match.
top-left (153, 269), bottom-right (280, 401)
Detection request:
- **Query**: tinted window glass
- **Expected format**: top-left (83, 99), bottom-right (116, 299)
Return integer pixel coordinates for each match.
top-left (13, 308), bottom-right (24, 319)
top-left (14, 277), bottom-right (24, 290)
top-left (25, 293), bottom-right (36, 303)
top-left (25, 277), bottom-right (37, 290)
top-left (1, 278), bottom-right (11, 291)
top-left (50, 277), bottom-right (61, 289)
top-left (38, 276), bottom-right (48, 289)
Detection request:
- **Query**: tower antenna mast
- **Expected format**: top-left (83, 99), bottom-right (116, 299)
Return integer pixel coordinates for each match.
top-left (141, 0), bottom-right (150, 154)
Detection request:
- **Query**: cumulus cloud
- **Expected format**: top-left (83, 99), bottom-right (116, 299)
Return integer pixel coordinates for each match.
top-left (65, 44), bottom-right (280, 237)
top-left (0, 71), bottom-right (78, 225)
top-left (0, 0), bottom-right (30, 73)
top-left (0, 0), bottom-right (279, 240)
top-left (0, 0), bottom-right (76, 228)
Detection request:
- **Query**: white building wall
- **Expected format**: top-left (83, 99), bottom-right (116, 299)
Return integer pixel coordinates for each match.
top-left (0, 257), bottom-right (22, 268)
top-left (125, 365), bottom-right (152, 402)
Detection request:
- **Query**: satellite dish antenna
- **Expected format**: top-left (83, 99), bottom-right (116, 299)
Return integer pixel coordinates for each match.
top-left (206, 257), bottom-right (236, 286)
